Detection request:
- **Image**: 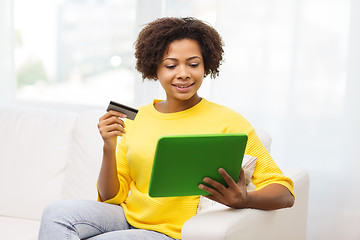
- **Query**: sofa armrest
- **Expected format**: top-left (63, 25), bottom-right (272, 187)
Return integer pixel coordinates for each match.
top-left (182, 169), bottom-right (309, 240)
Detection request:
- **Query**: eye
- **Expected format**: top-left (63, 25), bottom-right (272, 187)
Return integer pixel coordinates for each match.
top-left (165, 65), bottom-right (176, 69)
top-left (189, 63), bottom-right (199, 68)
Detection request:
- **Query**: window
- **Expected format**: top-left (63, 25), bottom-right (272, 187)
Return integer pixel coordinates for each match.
top-left (13, 0), bottom-right (219, 108)
top-left (14, 0), bottom-right (137, 107)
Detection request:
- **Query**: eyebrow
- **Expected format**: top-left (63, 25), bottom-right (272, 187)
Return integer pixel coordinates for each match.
top-left (162, 56), bottom-right (202, 62)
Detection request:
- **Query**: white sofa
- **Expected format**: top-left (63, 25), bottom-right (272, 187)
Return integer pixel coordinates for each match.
top-left (0, 104), bottom-right (309, 240)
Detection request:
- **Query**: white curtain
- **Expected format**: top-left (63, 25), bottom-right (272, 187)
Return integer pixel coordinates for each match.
top-left (0, 0), bottom-right (15, 102)
top-left (214, 0), bottom-right (359, 239)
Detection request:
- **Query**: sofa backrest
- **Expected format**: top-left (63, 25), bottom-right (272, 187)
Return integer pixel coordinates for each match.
top-left (0, 104), bottom-right (106, 220)
top-left (62, 109), bottom-right (104, 201)
top-left (0, 104), bottom-right (77, 220)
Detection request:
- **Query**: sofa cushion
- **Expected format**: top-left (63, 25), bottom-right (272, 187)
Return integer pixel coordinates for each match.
top-left (0, 105), bottom-right (77, 220)
top-left (0, 216), bottom-right (39, 240)
top-left (63, 109), bottom-right (104, 200)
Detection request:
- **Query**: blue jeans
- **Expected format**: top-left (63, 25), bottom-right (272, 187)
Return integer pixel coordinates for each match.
top-left (38, 200), bottom-right (177, 240)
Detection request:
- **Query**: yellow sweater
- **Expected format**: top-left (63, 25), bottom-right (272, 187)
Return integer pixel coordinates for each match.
top-left (99, 99), bottom-right (294, 239)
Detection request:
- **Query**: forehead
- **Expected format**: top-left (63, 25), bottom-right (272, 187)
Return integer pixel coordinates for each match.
top-left (163, 39), bottom-right (202, 59)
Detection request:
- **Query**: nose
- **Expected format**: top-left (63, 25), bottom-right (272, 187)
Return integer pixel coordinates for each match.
top-left (176, 65), bottom-right (190, 80)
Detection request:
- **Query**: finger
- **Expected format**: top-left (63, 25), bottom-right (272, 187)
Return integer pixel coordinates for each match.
top-left (103, 130), bottom-right (123, 140)
top-left (102, 129), bottom-right (124, 140)
top-left (202, 177), bottom-right (228, 194)
top-left (198, 183), bottom-right (222, 198)
top-left (108, 110), bottom-right (127, 119)
top-left (203, 191), bottom-right (230, 207)
top-left (99, 123), bottom-right (126, 139)
top-left (103, 123), bottom-right (126, 135)
top-left (99, 115), bottom-right (126, 129)
top-left (218, 168), bottom-right (238, 189)
top-left (100, 110), bottom-right (126, 121)
top-left (110, 116), bottom-right (126, 128)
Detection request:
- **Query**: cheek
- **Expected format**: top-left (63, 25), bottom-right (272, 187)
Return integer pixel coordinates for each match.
top-left (193, 65), bottom-right (205, 78)
top-left (157, 69), bottom-right (174, 81)
top-left (193, 70), bottom-right (205, 80)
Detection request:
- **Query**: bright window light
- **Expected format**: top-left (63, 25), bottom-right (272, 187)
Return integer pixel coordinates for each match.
top-left (14, 0), bottom-right (137, 107)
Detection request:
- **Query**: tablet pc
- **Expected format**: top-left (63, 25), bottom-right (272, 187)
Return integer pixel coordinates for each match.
top-left (148, 133), bottom-right (248, 197)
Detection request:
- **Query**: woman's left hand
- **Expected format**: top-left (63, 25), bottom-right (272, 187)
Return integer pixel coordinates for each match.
top-left (199, 168), bottom-right (249, 209)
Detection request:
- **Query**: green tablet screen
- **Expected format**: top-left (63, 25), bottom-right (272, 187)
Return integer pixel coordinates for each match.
top-left (148, 133), bottom-right (248, 197)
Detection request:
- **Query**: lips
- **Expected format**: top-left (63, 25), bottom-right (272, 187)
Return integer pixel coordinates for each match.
top-left (172, 83), bottom-right (195, 89)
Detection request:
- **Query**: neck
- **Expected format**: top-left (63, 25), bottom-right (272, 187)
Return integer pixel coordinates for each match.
top-left (156, 95), bottom-right (202, 113)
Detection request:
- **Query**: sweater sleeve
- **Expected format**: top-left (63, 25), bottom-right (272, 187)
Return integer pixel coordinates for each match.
top-left (245, 128), bottom-right (295, 196)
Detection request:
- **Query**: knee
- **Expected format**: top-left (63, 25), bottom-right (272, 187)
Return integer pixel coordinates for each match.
top-left (39, 200), bottom-right (82, 239)
top-left (41, 200), bottom-right (78, 224)
top-left (41, 200), bottom-right (65, 222)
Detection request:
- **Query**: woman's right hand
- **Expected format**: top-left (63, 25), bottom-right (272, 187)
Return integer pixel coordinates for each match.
top-left (97, 110), bottom-right (127, 150)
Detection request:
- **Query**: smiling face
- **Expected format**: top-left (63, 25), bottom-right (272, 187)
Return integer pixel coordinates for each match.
top-left (156, 38), bottom-right (205, 112)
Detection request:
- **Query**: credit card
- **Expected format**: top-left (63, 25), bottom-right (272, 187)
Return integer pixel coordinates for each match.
top-left (106, 101), bottom-right (138, 120)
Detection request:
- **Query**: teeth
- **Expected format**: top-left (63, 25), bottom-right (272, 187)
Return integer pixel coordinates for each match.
top-left (174, 83), bottom-right (193, 88)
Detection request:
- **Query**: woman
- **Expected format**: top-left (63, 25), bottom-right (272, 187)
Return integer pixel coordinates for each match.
top-left (39, 17), bottom-right (294, 240)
